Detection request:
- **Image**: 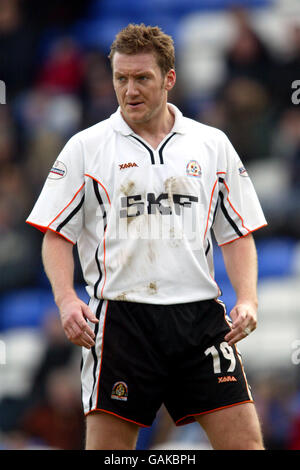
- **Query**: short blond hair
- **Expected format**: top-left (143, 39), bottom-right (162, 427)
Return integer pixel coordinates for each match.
top-left (109, 23), bottom-right (175, 75)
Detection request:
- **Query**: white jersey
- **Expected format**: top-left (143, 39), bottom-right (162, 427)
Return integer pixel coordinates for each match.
top-left (27, 104), bottom-right (267, 304)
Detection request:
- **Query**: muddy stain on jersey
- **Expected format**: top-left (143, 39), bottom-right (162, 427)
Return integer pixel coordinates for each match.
top-left (147, 241), bottom-right (156, 263)
top-left (115, 292), bottom-right (128, 301)
top-left (120, 180), bottom-right (136, 196)
top-left (148, 281), bottom-right (157, 295)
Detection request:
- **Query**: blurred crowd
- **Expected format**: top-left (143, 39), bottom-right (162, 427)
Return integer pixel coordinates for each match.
top-left (0, 0), bottom-right (300, 450)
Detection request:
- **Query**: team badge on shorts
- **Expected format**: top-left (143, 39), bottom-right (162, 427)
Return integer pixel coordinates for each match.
top-left (111, 381), bottom-right (128, 401)
top-left (186, 160), bottom-right (201, 177)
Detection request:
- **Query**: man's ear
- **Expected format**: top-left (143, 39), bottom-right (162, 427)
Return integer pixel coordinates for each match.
top-left (165, 69), bottom-right (176, 91)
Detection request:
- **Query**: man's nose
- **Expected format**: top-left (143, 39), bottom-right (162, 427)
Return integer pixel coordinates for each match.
top-left (126, 79), bottom-right (139, 96)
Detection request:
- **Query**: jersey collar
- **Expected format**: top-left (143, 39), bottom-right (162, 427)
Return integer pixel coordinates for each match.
top-left (110, 103), bottom-right (187, 136)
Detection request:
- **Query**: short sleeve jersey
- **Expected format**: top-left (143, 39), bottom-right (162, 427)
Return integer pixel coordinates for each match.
top-left (26, 104), bottom-right (267, 304)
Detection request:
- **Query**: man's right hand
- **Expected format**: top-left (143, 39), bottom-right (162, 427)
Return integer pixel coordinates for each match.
top-left (58, 294), bottom-right (99, 349)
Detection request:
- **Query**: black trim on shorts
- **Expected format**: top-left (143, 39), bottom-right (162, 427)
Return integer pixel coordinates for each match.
top-left (88, 299), bottom-right (104, 411)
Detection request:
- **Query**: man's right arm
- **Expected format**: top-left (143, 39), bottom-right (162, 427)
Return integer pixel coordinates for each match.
top-left (42, 230), bottom-right (98, 349)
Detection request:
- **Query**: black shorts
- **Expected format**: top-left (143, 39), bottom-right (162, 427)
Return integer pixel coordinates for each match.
top-left (81, 298), bottom-right (253, 427)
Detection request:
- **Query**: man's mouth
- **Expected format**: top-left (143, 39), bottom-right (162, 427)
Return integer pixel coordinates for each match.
top-left (127, 102), bottom-right (143, 108)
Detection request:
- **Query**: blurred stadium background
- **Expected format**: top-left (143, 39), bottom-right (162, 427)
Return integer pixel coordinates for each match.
top-left (0, 0), bottom-right (300, 450)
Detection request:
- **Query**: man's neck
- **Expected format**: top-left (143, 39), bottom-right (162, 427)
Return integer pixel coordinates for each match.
top-left (125, 104), bottom-right (175, 150)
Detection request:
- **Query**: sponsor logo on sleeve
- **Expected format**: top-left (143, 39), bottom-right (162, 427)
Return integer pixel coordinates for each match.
top-left (238, 166), bottom-right (248, 177)
top-left (48, 161), bottom-right (67, 179)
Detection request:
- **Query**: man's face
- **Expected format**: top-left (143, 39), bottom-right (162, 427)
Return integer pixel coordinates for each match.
top-left (112, 52), bottom-right (175, 127)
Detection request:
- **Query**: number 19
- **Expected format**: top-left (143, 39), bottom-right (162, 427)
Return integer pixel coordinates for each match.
top-left (204, 342), bottom-right (236, 373)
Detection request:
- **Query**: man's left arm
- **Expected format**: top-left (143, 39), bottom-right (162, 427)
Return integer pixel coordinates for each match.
top-left (221, 233), bottom-right (259, 346)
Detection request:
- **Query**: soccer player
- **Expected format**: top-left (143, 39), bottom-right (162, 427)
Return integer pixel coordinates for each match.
top-left (27, 24), bottom-right (267, 450)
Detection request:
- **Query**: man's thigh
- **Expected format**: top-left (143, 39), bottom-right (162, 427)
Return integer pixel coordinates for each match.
top-left (195, 402), bottom-right (264, 450)
top-left (85, 411), bottom-right (140, 450)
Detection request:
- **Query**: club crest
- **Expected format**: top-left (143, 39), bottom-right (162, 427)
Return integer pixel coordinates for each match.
top-left (186, 160), bottom-right (201, 178)
top-left (111, 381), bottom-right (128, 401)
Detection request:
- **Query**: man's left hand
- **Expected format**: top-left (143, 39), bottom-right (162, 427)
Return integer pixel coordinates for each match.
top-left (225, 302), bottom-right (257, 346)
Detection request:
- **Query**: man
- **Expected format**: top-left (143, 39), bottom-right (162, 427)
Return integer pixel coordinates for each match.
top-left (26, 24), bottom-right (267, 450)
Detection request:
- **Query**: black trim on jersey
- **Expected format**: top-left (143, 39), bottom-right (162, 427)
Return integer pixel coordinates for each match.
top-left (130, 136), bottom-right (155, 164)
top-left (89, 299), bottom-right (104, 411)
top-left (205, 238), bottom-right (211, 256)
top-left (218, 177), bottom-right (243, 237)
top-left (56, 194), bottom-right (85, 233)
top-left (93, 179), bottom-right (107, 300)
top-left (94, 245), bottom-right (102, 300)
top-left (93, 179), bottom-right (107, 226)
top-left (158, 132), bottom-right (176, 164)
top-left (211, 198), bottom-right (219, 228)
top-left (219, 191), bottom-right (243, 237)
